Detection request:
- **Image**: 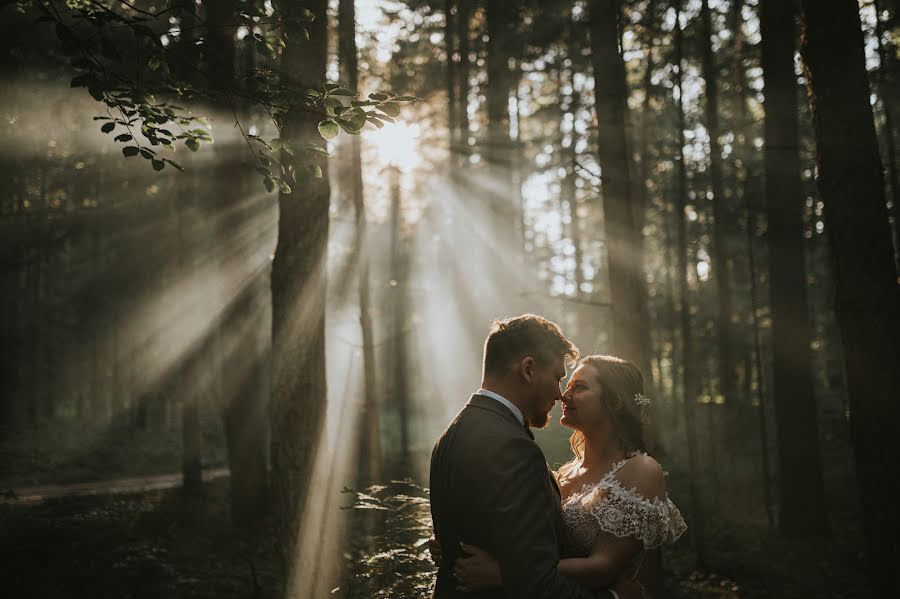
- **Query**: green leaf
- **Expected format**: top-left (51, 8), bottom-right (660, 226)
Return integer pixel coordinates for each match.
top-left (152, 159), bottom-right (165, 171)
top-left (264, 176), bottom-right (276, 193)
top-left (369, 92), bottom-right (388, 101)
top-left (328, 87), bottom-right (356, 97)
top-left (337, 118), bottom-right (364, 135)
top-left (114, 134), bottom-right (133, 142)
top-left (298, 143), bottom-right (329, 156)
top-left (379, 102), bottom-right (401, 117)
top-left (140, 149), bottom-right (154, 159)
top-left (317, 119), bottom-right (339, 140)
top-left (323, 96), bottom-right (345, 114)
top-left (122, 146), bottom-right (140, 157)
top-left (185, 138), bottom-right (200, 152)
top-left (101, 122), bottom-right (116, 133)
top-left (310, 164), bottom-right (323, 179)
top-left (278, 179), bottom-right (292, 194)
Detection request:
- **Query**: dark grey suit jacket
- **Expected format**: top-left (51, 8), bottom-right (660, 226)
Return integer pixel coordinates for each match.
top-left (430, 394), bottom-right (596, 599)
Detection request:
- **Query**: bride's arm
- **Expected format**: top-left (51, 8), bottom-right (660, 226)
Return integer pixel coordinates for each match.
top-left (558, 533), bottom-right (642, 589)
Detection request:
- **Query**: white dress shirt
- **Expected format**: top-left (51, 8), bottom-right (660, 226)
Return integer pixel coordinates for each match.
top-left (476, 388), bottom-right (525, 426)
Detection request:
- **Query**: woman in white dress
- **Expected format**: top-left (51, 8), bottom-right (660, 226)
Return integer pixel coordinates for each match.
top-left (452, 355), bottom-right (686, 598)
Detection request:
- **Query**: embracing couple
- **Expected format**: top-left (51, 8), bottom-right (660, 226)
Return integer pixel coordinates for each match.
top-left (429, 314), bottom-right (686, 599)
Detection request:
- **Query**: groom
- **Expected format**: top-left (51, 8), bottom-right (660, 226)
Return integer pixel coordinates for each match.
top-left (430, 314), bottom-right (620, 599)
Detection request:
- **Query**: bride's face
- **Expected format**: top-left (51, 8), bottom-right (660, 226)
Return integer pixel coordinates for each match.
top-left (560, 364), bottom-right (607, 431)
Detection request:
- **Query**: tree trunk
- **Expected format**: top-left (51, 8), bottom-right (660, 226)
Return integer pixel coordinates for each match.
top-left (484, 0), bottom-right (518, 228)
top-left (206, 0), bottom-right (269, 524)
top-left (182, 399), bottom-right (203, 493)
top-left (270, 0), bottom-right (330, 592)
top-left (800, 0), bottom-right (900, 590)
top-left (562, 25), bottom-right (583, 298)
top-left (588, 0), bottom-right (650, 374)
top-left (637, 0), bottom-right (660, 452)
top-left (387, 167), bottom-right (410, 472)
top-left (445, 0), bottom-right (458, 161)
top-left (873, 0), bottom-right (900, 270)
top-left (457, 0), bottom-right (471, 165)
top-left (760, 0), bottom-right (829, 536)
top-left (673, 0), bottom-right (706, 567)
top-left (338, 0), bottom-right (382, 486)
top-left (732, 0), bottom-right (775, 528)
top-left (700, 0), bottom-right (736, 408)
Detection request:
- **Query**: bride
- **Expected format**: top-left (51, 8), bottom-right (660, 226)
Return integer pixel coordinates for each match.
top-left (439, 354), bottom-right (686, 598)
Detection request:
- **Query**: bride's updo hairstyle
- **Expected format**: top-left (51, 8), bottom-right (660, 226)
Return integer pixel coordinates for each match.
top-left (559, 355), bottom-right (651, 480)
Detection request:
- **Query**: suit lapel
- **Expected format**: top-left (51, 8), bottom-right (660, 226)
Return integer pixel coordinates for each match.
top-left (467, 395), bottom-right (561, 497)
top-left (547, 463), bottom-right (561, 497)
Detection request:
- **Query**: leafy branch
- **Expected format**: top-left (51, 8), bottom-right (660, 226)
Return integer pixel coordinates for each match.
top-left (11, 0), bottom-right (419, 193)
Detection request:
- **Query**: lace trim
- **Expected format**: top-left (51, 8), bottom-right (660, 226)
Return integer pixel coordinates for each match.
top-left (561, 459), bottom-right (687, 553)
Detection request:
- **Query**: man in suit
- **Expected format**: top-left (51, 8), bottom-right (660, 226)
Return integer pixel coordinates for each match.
top-left (430, 314), bottom-right (620, 599)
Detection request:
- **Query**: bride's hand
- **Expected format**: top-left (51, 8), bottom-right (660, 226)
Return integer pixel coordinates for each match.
top-left (427, 535), bottom-right (442, 565)
top-left (453, 542), bottom-right (502, 592)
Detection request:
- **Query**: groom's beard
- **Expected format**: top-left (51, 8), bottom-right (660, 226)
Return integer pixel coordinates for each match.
top-left (529, 409), bottom-right (551, 429)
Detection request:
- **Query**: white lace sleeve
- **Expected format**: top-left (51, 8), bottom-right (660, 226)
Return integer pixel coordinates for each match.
top-left (584, 478), bottom-right (687, 550)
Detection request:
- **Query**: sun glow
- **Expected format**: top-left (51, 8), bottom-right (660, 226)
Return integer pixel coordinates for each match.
top-left (363, 121), bottom-right (422, 170)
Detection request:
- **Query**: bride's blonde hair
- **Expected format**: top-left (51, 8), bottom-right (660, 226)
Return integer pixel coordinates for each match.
top-left (557, 355), bottom-right (651, 482)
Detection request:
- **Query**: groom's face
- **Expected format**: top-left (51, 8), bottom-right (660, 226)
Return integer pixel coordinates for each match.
top-left (525, 357), bottom-right (566, 429)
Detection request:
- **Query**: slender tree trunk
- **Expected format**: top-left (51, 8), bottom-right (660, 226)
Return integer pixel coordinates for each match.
top-left (445, 0), bottom-right (458, 161)
top-left (760, 0), bottom-right (829, 536)
top-left (700, 0), bottom-right (736, 410)
top-left (206, 0), bottom-right (269, 523)
top-left (387, 167), bottom-right (410, 471)
top-left (873, 0), bottom-right (900, 269)
top-left (182, 399), bottom-right (203, 492)
top-left (732, 0), bottom-right (775, 528)
top-left (457, 0), bottom-right (471, 164)
top-left (800, 0), bottom-right (900, 590)
top-left (673, 0), bottom-right (706, 567)
top-left (484, 0), bottom-right (514, 209)
top-left (338, 0), bottom-right (382, 485)
top-left (589, 0), bottom-right (650, 375)
top-left (270, 0), bottom-right (330, 592)
top-left (562, 29), bottom-right (583, 298)
top-left (637, 0), bottom-right (660, 452)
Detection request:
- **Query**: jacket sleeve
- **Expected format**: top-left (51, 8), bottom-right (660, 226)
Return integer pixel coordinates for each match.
top-left (486, 435), bottom-right (598, 599)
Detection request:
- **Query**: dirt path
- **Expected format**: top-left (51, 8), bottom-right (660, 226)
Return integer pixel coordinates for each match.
top-left (2, 468), bottom-right (230, 504)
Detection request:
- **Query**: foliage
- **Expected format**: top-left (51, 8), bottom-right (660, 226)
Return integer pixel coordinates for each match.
top-left (338, 480), bottom-right (436, 599)
top-left (6, 0), bottom-right (418, 192)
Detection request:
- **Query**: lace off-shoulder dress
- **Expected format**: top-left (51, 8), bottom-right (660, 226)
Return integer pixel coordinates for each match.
top-left (560, 453), bottom-right (687, 595)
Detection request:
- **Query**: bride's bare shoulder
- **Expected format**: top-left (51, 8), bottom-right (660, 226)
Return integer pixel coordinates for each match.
top-left (618, 453), bottom-right (667, 500)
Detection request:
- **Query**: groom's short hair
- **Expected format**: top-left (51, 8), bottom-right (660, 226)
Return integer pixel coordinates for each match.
top-left (482, 314), bottom-right (579, 378)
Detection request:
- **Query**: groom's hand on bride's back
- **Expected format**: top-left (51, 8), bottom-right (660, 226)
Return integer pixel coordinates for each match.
top-left (428, 535), bottom-right (442, 565)
top-left (453, 542), bottom-right (502, 593)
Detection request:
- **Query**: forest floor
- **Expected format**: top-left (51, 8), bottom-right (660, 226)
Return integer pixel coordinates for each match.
top-left (1, 478), bottom-right (282, 599)
top-left (0, 471), bottom-right (870, 599)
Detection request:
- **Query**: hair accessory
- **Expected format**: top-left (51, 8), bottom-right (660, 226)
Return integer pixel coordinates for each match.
top-left (633, 393), bottom-right (652, 408)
